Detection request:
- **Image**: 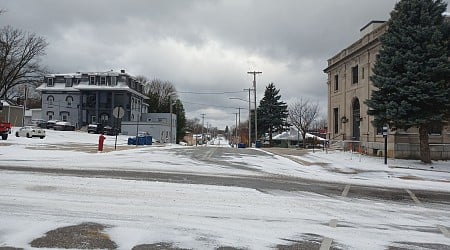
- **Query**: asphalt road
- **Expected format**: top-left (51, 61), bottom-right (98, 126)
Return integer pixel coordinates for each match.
top-left (1, 146), bottom-right (449, 207)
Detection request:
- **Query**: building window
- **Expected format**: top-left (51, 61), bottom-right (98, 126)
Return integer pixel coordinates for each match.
top-left (334, 75), bottom-right (339, 91)
top-left (91, 115), bottom-right (97, 123)
top-left (351, 65), bottom-right (358, 84)
top-left (376, 125), bottom-right (383, 135)
top-left (333, 108), bottom-right (339, 134)
top-left (60, 112), bottom-right (69, 122)
top-left (47, 78), bottom-right (54, 87)
top-left (429, 121), bottom-right (443, 135)
top-left (111, 76), bottom-right (117, 86)
top-left (100, 77), bottom-right (106, 85)
top-left (47, 95), bottom-right (54, 106)
top-left (90, 76), bottom-right (95, 85)
top-left (47, 111), bottom-right (54, 121)
top-left (100, 113), bottom-right (109, 123)
top-left (362, 67), bottom-right (365, 80)
top-left (65, 78), bottom-right (73, 87)
top-left (66, 96), bottom-right (73, 107)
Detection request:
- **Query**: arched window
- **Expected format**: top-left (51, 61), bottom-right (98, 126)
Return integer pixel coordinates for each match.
top-left (66, 96), bottom-right (73, 107)
top-left (47, 95), bottom-right (54, 106)
top-left (352, 98), bottom-right (361, 140)
top-left (46, 111), bottom-right (54, 121)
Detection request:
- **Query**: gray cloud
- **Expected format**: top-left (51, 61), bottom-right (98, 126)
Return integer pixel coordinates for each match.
top-left (1, 0), bottom-right (448, 129)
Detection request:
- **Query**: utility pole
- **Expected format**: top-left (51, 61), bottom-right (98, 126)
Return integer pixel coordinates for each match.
top-left (235, 107), bottom-right (242, 144)
top-left (243, 88), bottom-right (252, 146)
top-left (201, 113), bottom-right (206, 142)
top-left (247, 71), bottom-right (262, 146)
top-left (233, 113), bottom-right (238, 148)
top-left (169, 95), bottom-right (172, 143)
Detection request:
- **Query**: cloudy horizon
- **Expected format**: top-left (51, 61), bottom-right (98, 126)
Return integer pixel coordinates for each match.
top-left (1, 0), bottom-right (449, 129)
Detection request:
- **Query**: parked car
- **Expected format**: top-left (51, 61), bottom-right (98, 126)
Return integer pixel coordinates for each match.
top-left (87, 123), bottom-right (104, 134)
top-left (30, 119), bottom-right (47, 128)
top-left (15, 126), bottom-right (45, 139)
top-left (53, 121), bottom-right (75, 131)
top-left (103, 126), bottom-right (119, 136)
top-left (46, 120), bottom-right (59, 129)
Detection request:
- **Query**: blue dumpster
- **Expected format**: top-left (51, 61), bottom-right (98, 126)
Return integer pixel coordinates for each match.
top-left (127, 137), bottom-right (136, 145)
top-left (238, 143), bottom-right (246, 148)
top-left (255, 140), bottom-right (262, 148)
top-left (128, 135), bottom-right (153, 145)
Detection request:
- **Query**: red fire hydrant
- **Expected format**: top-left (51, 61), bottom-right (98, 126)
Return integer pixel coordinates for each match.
top-left (98, 134), bottom-right (106, 152)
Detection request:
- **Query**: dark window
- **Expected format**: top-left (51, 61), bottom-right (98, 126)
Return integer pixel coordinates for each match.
top-left (334, 75), bottom-right (339, 91)
top-left (333, 108), bottom-right (339, 134)
top-left (47, 95), bottom-right (54, 106)
top-left (65, 78), bottom-right (72, 87)
top-left (352, 65), bottom-right (358, 84)
top-left (47, 78), bottom-right (54, 87)
top-left (362, 67), bottom-right (365, 79)
top-left (111, 76), bottom-right (117, 86)
top-left (376, 125), bottom-right (383, 135)
top-left (66, 96), bottom-right (73, 107)
top-left (47, 111), bottom-right (54, 120)
top-left (429, 121), bottom-right (443, 135)
top-left (100, 77), bottom-right (106, 85)
top-left (90, 76), bottom-right (95, 85)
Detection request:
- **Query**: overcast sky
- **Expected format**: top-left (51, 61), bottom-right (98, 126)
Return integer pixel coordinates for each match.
top-left (1, 0), bottom-right (449, 129)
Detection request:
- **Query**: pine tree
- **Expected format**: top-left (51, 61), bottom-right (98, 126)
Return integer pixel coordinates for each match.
top-left (173, 99), bottom-right (186, 143)
top-left (366, 0), bottom-right (450, 163)
top-left (257, 83), bottom-right (289, 146)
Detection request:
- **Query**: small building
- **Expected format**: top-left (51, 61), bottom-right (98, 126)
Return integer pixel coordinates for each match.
top-left (0, 100), bottom-right (24, 126)
top-left (120, 113), bottom-right (177, 144)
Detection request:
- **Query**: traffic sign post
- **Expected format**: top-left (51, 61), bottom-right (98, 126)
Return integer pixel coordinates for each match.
top-left (113, 106), bottom-right (125, 150)
top-left (383, 125), bottom-right (388, 165)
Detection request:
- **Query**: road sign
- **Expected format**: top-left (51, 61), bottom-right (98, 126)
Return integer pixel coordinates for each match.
top-left (112, 106), bottom-right (125, 119)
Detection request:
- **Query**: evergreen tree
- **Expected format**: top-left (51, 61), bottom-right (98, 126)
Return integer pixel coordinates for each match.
top-left (257, 83), bottom-right (289, 146)
top-left (366, 0), bottom-right (450, 163)
top-left (173, 99), bottom-right (186, 143)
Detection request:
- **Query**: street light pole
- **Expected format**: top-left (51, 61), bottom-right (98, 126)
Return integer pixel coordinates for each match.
top-left (247, 71), bottom-right (261, 146)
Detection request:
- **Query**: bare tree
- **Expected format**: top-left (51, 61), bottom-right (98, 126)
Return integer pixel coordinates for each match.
top-left (289, 98), bottom-right (320, 148)
top-left (143, 78), bottom-right (178, 113)
top-left (0, 25), bottom-right (48, 100)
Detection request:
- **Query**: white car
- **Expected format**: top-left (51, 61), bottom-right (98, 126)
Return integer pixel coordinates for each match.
top-left (15, 126), bottom-right (46, 139)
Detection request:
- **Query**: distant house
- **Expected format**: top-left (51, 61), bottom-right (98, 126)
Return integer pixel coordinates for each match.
top-left (37, 70), bottom-right (149, 128)
top-left (271, 127), bottom-right (325, 148)
top-left (0, 100), bottom-right (24, 126)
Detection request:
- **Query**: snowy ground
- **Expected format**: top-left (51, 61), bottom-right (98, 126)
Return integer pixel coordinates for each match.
top-left (0, 129), bottom-right (449, 249)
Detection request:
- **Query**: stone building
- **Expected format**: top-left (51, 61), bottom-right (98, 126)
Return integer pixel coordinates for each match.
top-left (37, 70), bottom-right (149, 128)
top-left (324, 21), bottom-right (449, 160)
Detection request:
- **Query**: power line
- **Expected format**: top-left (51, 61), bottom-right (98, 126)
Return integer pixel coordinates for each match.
top-left (178, 90), bottom-right (246, 95)
top-left (182, 99), bottom-right (243, 109)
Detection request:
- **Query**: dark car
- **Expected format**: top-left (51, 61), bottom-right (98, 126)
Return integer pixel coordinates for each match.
top-left (46, 120), bottom-right (59, 129)
top-left (103, 126), bottom-right (119, 136)
top-left (87, 123), bottom-right (104, 134)
top-left (53, 121), bottom-right (76, 131)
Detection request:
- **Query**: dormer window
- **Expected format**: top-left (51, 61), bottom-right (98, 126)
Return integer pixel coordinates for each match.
top-left (90, 76), bottom-right (95, 85)
top-left (47, 78), bottom-right (54, 87)
top-left (100, 77), bottom-right (106, 85)
top-left (65, 78), bottom-right (73, 87)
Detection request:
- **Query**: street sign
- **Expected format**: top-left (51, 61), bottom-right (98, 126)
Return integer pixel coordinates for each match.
top-left (112, 106), bottom-right (125, 119)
